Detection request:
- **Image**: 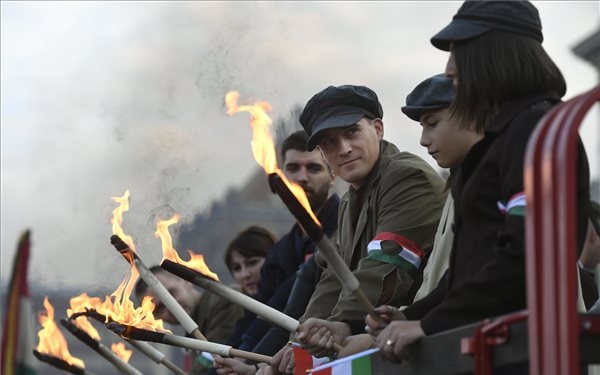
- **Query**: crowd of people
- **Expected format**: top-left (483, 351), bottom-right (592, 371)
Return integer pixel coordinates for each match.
top-left (134, 1), bottom-right (599, 374)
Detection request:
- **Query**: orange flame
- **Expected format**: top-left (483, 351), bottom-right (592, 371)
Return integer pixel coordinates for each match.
top-left (111, 190), bottom-right (136, 251)
top-left (66, 293), bottom-right (103, 341)
top-left (36, 297), bottom-right (85, 368)
top-left (111, 342), bottom-right (133, 363)
top-left (156, 214), bottom-right (220, 281)
top-left (65, 192), bottom-right (170, 333)
top-left (225, 90), bottom-right (321, 226)
top-left (67, 294), bottom-right (138, 360)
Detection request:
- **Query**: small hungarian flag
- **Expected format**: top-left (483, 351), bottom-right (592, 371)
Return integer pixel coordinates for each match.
top-left (1, 230), bottom-right (38, 375)
top-left (309, 348), bottom-right (378, 375)
top-left (291, 343), bottom-right (330, 375)
top-left (367, 232), bottom-right (425, 273)
top-left (497, 192), bottom-right (526, 216)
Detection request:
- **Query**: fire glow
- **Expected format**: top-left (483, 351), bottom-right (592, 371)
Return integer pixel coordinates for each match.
top-left (68, 191), bottom-right (170, 333)
top-left (156, 214), bottom-right (220, 282)
top-left (36, 297), bottom-right (85, 368)
top-left (111, 342), bottom-right (133, 363)
top-left (225, 90), bottom-right (321, 226)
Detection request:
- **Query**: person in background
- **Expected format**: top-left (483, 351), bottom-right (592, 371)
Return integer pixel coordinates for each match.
top-left (221, 225), bottom-right (278, 349)
top-left (214, 130), bottom-right (339, 375)
top-left (367, 0), bottom-right (590, 365)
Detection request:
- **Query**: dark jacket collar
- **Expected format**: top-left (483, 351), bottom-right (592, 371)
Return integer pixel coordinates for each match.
top-left (486, 92), bottom-right (561, 134)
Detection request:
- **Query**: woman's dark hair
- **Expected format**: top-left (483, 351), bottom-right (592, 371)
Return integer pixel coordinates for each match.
top-left (224, 225), bottom-right (277, 272)
top-left (450, 30), bottom-right (566, 132)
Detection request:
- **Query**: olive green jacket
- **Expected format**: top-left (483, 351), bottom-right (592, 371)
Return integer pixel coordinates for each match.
top-left (190, 286), bottom-right (244, 375)
top-left (301, 140), bottom-right (447, 323)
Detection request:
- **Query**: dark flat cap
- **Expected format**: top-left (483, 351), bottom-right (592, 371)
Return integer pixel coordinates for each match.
top-left (431, 0), bottom-right (543, 51)
top-left (401, 74), bottom-right (454, 122)
top-left (299, 85), bottom-right (383, 150)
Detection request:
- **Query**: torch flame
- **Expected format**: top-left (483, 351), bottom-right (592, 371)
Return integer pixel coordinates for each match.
top-left (225, 90), bottom-right (321, 226)
top-left (111, 190), bottom-right (136, 251)
top-left (156, 214), bottom-right (220, 281)
top-left (66, 293), bottom-right (103, 340)
top-left (36, 297), bottom-right (85, 368)
top-left (64, 191), bottom-right (170, 333)
top-left (111, 342), bottom-right (133, 363)
top-left (105, 191), bottom-right (171, 331)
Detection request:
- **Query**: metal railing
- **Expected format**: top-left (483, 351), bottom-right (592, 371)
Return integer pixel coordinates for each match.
top-left (524, 85), bottom-right (600, 375)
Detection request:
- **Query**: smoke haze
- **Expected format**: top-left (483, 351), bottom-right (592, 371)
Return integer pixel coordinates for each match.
top-left (2, 1), bottom-right (598, 293)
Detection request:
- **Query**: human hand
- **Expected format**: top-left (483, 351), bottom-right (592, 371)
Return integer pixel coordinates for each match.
top-left (374, 320), bottom-right (424, 363)
top-left (269, 345), bottom-right (295, 375)
top-left (213, 357), bottom-right (258, 375)
top-left (337, 333), bottom-right (374, 358)
top-left (365, 305), bottom-right (404, 336)
top-left (295, 318), bottom-right (350, 357)
top-left (255, 365), bottom-right (275, 375)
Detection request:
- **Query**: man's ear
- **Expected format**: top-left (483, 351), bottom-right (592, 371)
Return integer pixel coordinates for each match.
top-left (373, 118), bottom-right (384, 140)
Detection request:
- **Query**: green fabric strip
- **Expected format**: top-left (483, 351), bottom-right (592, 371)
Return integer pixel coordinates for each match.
top-left (195, 353), bottom-right (213, 368)
top-left (351, 352), bottom-right (372, 375)
top-left (366, 250), bottom-right (417, 273)
top-left (508, 206), bottom-right (526, 216)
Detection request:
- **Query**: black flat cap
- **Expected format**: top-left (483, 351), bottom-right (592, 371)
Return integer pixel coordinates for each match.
top-left (401, 74), bottom-right (454, 122)
top-left (431, 0), bottom-right (543, 51)
top-left (299, 85), bottom-right (383, 151)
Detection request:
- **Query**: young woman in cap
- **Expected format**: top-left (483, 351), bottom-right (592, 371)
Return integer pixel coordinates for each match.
top-left (367, 0), bottom-right (590, 363)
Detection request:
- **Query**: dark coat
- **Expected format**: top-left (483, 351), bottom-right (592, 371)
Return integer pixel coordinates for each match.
top-left (234, 194), bottom-right (340, 352)
top-left (403, 93), bottom-right (590, 334)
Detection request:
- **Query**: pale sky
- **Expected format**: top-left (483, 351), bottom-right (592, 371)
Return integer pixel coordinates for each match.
top-left (1, 1), bottom-right (599, 292)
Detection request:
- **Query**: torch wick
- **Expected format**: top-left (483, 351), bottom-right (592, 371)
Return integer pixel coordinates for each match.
top-left (106, 321), bottom-right (126, 335)
top-left (110, 235), bottom-right (129, 251)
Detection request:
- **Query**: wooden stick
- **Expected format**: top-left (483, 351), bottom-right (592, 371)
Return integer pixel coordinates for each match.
top-left (71, 309), bottom-right (187, 375)
top-left (162, 260), bottom-right (299, 331)
top-left (124, 339), bottom-right (187, 375)
top-left (164, 334), bottom-right (271, 364)
top-left (107, 322), bottom-right (272, 364)
top-left (110, 235), bottom-right (207, 340)
top-left (268, 173), bottom-right (384, 323)
top-left (60, 319), bottom-right (143, 375)
top-left (33, 350), bottom-right (103, 375)
top-left (161, 260), bottom-right (344, 353)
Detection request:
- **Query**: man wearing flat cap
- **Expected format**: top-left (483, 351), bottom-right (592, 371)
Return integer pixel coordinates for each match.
top-left (279, 84), bottom-right (447, 359)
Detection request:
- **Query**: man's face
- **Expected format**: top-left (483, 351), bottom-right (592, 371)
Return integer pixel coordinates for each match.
top-left (283, 148), bottom-right (334, 211)
top-left (144, 272), bottom-right (197, 324)
top-left (316, 117), bottom-right (383, 189)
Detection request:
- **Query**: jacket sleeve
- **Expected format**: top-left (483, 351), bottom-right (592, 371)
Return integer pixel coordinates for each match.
top-left (251, 257), bottom-right (323, 355)
top-left (237, 274), bottom-right (298, 352)
top-left (204, 293), bottom-right (245, 344)
top-left (330, 165), bottom-right (445, 322)
top-left (420, 109), bottom-right (589, 334)
top-left (300, 251), bottom-right (344, 321)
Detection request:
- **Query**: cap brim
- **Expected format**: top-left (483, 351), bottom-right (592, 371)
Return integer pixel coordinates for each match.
top-left (431, 20), bottom-right (491, 51)
top-left (306, 112), bottom-right (365, 151)
top-left (401, 104), bottom-right (449, 122)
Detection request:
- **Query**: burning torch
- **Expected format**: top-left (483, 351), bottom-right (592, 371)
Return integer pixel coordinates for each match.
top-left (110, 234), bottom-right (207, 341)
